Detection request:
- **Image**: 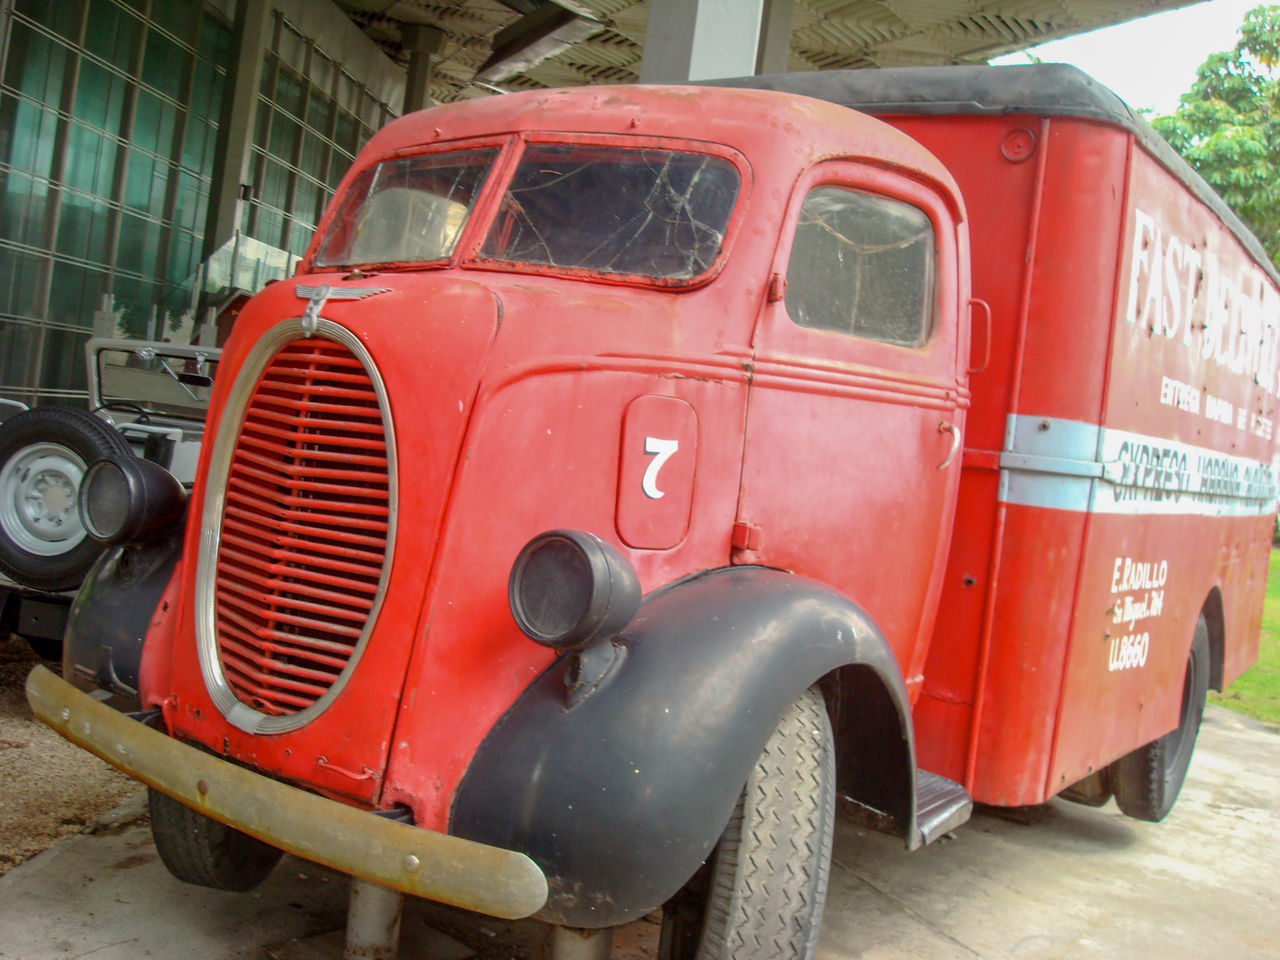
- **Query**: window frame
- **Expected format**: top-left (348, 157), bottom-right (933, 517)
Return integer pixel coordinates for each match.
top-left (458, 132), bottom-right (752, 291)
top-left (300, 134), bottom-right (513, 273)
top-left (771, 160), bottom-right (961, 369)
top-left (784, 184), bottom-right (936, 348)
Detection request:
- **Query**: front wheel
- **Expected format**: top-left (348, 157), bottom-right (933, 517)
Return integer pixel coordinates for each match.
top-left (659, 685), bottom-right (836, 960)
top-left (1112, 615), bottom-right (1210, 822)
top-left (149, 788), bottom-right (283, 892)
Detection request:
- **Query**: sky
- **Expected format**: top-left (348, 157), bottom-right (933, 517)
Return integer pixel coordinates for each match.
top-left (990, 0), bottom-right (1263, 116)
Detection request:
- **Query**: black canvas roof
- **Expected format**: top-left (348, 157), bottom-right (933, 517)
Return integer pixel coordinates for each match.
top-left (710, 64), bottom-right (1277, 283)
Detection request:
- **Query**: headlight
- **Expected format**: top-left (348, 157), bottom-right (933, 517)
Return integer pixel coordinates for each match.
top-left (79, 455), bottom-right (187, 546)
top-left (508, 529), bottom-right (640, 651)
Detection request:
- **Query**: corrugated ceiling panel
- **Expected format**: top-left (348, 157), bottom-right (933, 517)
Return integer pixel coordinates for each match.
top-left (332, 0), bottom-right (1200, 102)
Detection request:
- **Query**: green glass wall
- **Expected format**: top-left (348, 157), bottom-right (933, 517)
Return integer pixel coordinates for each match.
top-left (0, 0), bottom-right (231, 403)
top-left (238, 11), bottom-right (393, 268)
top-left (0, 0), bottom-right (398, 405)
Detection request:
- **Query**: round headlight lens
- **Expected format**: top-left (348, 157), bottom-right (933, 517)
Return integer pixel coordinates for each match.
top-left (78, 454), bottom-right (187, 546)
top-left (508, 530), bottom-right (641, 651)
top-left (516, 536), bottom-right (593, 641)
top-left (80, 460), bottom-right (130, 542)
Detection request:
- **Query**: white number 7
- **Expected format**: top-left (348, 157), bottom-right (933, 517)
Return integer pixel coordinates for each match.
top-left (642, 437), bottom-right (679, 500)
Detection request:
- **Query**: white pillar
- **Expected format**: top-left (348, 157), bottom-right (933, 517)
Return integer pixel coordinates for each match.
top-left (639, 0), bottom-right (766, 82)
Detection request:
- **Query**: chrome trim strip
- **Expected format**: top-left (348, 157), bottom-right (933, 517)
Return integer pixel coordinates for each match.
top-left (195, 318), bottom-right (399, 735)
top-left (26, 666), bottom-right (547, 919)
top-left (998, 414), bottom-right (1278, 517)
top-left (998, 415), bottom-right (1101, 513)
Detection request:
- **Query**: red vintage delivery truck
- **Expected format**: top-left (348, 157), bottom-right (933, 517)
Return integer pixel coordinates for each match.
top-left (28, 64), bottom-right (1279, 959)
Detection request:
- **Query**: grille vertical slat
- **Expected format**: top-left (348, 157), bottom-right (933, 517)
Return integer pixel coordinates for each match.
top-left (213, 337), bottom-right (391, 718)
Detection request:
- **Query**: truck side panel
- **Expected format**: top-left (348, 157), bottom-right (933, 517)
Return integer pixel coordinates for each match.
top-left (892, 114), bottom-right (1278, 806)
top-left (1048, 143), bottom-right (1279, 790)
top-left (969, 120), bottom-right (1131, 804)
top-left (886, 114), bottom-right (1043, 786)
top-left (897, 116), bottom-right (1127, 801)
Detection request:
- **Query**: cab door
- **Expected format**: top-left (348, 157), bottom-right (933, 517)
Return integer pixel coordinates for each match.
top-left (735, 161), bottom-right (968, 692)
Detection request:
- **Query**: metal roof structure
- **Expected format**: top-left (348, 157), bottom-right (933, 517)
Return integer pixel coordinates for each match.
top-left (330, 0), bottom-right (1201, 101)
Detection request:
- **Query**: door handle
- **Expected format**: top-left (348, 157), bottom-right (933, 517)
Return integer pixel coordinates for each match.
top-left (937, 420), bottom-right (961, 470)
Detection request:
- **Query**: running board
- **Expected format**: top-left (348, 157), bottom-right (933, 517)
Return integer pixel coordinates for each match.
top-left (915, 769), bottom-right (972, 847)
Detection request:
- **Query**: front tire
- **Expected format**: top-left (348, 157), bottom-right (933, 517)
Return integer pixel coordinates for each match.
top-left (660, 686), bottom-right (836, 960)
top-left (1112, 615), bottom-right (1210, 822)
top-left (149, 788), bottom-right (283, 891)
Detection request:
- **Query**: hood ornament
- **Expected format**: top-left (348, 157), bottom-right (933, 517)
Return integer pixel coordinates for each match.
top-left (295, 283), bottom-right (391, 337)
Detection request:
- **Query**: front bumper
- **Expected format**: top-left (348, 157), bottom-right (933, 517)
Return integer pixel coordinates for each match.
top-left (25, 665), bottom-right (548, 920)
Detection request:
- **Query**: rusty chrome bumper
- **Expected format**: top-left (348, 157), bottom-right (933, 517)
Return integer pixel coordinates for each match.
top-left (25, 665), bottom-right (548, 920)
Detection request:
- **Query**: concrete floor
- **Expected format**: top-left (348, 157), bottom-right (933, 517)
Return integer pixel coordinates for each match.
top-left (1, 705), bottom-right (1277, 960)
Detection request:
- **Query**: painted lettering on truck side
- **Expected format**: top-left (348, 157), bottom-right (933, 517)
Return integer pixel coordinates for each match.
top-left (1124, 207), bottom-right (1280, 395)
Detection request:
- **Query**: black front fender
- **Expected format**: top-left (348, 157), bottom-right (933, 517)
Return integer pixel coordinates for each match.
top-left (62, 535), bottom-right (181, 708)
top-left (449, 565), bottom-right (916, 928)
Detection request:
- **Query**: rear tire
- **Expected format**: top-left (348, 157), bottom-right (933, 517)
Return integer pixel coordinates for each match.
top-left (659, 686), bottom-right (835, 960)
top-left (0, 408), bottom-right (132, 591)
top-left (1112, 615), bottom-right (1209, 822)
top-left (149, 788), bottom-right (283, 891)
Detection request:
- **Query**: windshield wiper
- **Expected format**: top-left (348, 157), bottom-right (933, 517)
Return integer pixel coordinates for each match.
top-left (134, 347), bottom-right (214, 400)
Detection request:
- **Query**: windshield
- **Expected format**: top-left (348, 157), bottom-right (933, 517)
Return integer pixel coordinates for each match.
top-left (95, 344), bottom-right (220, 420)
top-left (314, 148), bottom-right (499, 267)
top-left (479, 145), bottom-right (740, 281)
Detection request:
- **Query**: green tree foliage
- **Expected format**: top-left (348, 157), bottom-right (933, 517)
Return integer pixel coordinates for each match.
top-left (1153, 5), bottom-right (1280, 266)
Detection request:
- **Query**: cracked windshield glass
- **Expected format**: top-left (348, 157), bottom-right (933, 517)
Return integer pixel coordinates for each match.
top-left (480, 145), bottom-right (740, 280)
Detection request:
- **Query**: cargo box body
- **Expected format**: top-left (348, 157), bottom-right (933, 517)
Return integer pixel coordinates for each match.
top-left (733, 66), bottom-right (1280, 806)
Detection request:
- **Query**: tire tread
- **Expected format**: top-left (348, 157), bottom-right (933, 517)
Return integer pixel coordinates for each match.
top-left (695, 686), bottom-right (835, 960)
top-left (1112, 616), bottom-right (1209, 822)
top-left (148, 787), bottom-right (282, 892)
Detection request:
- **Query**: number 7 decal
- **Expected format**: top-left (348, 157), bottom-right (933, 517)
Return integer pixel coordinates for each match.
top-left (642, 437), bottom-right (679, 499)
top-left (617, 395), bottom-right (697, 550)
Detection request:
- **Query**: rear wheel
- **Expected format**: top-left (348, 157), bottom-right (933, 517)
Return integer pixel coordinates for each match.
top-left (1112, 615), bottom-right (1210, 822)
top-left (659, 686), bottom-right (835, 960)
top-left (0, 408), bottom-right (132, 591)
top-left (149, 788), bottom-right (283, 891)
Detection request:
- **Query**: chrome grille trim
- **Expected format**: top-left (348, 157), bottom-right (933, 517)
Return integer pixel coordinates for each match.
top-left (196, 318), bottom-right (397, 735)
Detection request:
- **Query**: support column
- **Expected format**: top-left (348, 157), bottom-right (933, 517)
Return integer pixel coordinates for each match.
top-left (402, 24), bottom-right (445, 114)
top-left (755, 0), bottom-right (794, 74)
top-left (638, 0), bottom-right (765, 82)
top-left (343, 879), bottom-right (404, 960)
top-left (201, 0), bottom-right (271, 264)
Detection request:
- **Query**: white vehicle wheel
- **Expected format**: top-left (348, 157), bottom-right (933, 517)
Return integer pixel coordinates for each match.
top-left (0, 408), bottom-right (132, 591)
top-left (0, 441), bottom-right (88, 557)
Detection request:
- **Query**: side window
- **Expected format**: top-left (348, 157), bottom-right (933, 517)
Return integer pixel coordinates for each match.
top-left (784, 186), bottom-right (935, 348)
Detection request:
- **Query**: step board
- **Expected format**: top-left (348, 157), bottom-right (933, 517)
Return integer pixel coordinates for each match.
top-left (915, 769), bottom-right (972, 846)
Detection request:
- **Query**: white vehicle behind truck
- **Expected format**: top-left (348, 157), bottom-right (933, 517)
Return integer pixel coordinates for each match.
top-left (0, 340), bottom-right (218, 659)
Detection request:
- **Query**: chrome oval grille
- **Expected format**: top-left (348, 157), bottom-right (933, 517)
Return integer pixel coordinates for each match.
top-left (213, 337), bottom-right (390, 717)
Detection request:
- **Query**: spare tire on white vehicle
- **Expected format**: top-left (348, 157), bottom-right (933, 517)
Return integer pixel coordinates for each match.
top-left (0, 407), bottom-right (132, 592)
